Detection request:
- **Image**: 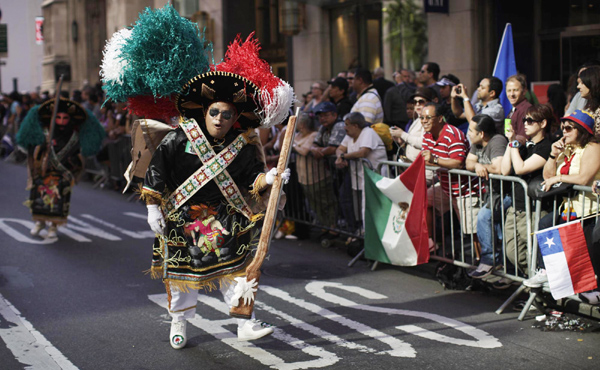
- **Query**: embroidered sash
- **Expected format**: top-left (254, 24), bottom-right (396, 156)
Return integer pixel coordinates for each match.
top-left (164, 119), bottom-right (255, 219)
top-left (46, 130), bottom-right (79, 181)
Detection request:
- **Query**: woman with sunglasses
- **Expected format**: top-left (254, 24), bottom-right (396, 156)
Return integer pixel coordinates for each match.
top-left (390, 86), bottom-right (436, 164)
top-left (523, 110), bottom-right (600, 289)
top-left (499, 105), bottom-right (553, 287)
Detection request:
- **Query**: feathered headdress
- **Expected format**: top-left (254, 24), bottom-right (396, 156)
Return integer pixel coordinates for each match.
top-left (16, 98), bottom-right (105, 157)
top-left (100, 4), bottom-right (211, 122)
top-left (176, 33), bottom-right (294, 128)
top-left (101, 5), bottom-right (293, 128)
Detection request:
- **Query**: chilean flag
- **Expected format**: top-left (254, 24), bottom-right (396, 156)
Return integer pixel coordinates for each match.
top-left (364, 156), bottom-right (429, 266)
top-left (536, 221), bottom-right (597, 299)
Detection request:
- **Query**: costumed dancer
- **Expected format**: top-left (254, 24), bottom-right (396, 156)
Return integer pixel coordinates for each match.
top-left (16, 96), bottom-right (105, 239)
top-left (100, 5), bottom-right (294, 349)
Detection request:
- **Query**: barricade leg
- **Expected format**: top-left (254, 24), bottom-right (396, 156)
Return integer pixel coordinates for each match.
top-left (518, 290), bottom-right (539, 321)
top-left (495, 284), bottom-right (526, 314)
top-left (347, 248), bottom-right (365, 267)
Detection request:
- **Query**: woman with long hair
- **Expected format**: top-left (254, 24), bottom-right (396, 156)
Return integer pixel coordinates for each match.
top-left (576, 65), bottom-right (600, 136)
top-left (499, 104), bottom-right (553, 287)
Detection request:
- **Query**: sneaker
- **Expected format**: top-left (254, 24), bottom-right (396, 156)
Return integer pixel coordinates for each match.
top-left (492, 277), bottom-right (513, 290)
top-left (30, 221), bottom-right (45, 236)
top-left (237, 319), bottom-right (274, 341)
top-left (523, 269), bottom-right (547, 288)
top-left (275, 230), bottom-right (285, 239)
top-left (170, 320), bottom-right (187, 349)
top-left (469, 263), bottom-right (494, 279)
top-left (579, 290), bottom-right (600, 305)
top-left (46, 225), bottom-right (58, 239)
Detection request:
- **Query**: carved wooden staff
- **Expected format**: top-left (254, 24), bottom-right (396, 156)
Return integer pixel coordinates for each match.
top-left (230, 109), bottom-right (298, 319)
top-left (41, 75), bottom-right (64, 177)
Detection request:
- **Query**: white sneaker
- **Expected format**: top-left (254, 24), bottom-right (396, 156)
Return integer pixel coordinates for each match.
top-left (237, 319), bottom-right (274, 341)
top-left (524, 269), bottom-right (548, 288)
top-left (30, 221), bottom-right (45, 236)
top-left (46, 225), bottom-right (58, 239)
top-left (170, 320), bottom-right (187, 349)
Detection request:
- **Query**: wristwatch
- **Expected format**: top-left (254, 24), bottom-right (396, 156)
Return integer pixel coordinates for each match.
top-left (340, 153), bottom-right (345, 160)
top-left (433, 155), bottom-right (439, 165)
top-left (509, 140), bottom-right (521, 149)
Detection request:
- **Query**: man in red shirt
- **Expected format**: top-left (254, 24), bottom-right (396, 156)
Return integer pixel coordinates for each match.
top-left (420, 103), bottom-right (473, 248)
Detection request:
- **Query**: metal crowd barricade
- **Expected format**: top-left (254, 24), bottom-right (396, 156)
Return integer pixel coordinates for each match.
top-left (514, 184), bottom-right (600, 320)
top-left (282, 153), bottom-right (371, 245)
top-left (372, 161), bottom-right (540, 314)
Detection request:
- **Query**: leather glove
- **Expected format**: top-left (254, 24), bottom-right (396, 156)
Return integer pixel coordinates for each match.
top-left (265, 168), bottom-right (291, 185)
top-left (147, 204), bottom-right (166, 235)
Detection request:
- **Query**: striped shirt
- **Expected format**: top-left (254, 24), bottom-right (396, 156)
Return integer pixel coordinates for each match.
top-left (423, 124), bottom-right (472, 196)
top-left (351, 86), bottom-right (384, 124)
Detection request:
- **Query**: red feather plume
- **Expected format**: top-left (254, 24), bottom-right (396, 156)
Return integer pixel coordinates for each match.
top-left (216, 33), bottom-right (282, 96)
top-left (127, 95), bottom-right (179, 122)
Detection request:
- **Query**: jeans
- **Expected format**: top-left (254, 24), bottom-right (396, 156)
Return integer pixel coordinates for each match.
top-left (477, 195), bottom-right (512, 265)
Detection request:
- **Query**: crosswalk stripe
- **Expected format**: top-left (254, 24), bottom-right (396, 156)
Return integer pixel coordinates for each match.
top-left (0, 293), bottom-right (78, 370)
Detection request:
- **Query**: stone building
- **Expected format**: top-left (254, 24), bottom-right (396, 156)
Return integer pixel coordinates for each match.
top-left (11, 0), bottom-right (600, 101)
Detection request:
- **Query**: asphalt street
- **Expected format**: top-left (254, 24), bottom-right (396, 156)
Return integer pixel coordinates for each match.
top-left (0, 159), bottom-right (599, 370)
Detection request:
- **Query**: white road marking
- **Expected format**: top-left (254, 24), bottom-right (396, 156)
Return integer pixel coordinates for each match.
top-left (0, 219), bottom-right (55, 244)
top-left (262, 285), bottom-right (415, 357)
top-left (148, 281), bottom-right (502, 369)
top-left (0, 293), bottom-right (78, 370)
top-left (123, 212), bottom-right (147, 220)
top-left (80, 214), bottom-right (154, 239)
top-left (305, 282), bottom-right (502, 349)
top-left (148, 293), bottom-right (338, 370)
top-left (65, 216), bottom-right (121, 241)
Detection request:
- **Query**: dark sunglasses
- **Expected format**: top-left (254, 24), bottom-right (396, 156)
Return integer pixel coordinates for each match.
top-left (413, 99), bottom-right (427, 105)
top-left (561, 124), bottom-right (575, 133)
top-left (209, 108), bottom-right (234, 120)
top-left (522, 117), bottom-right (538, 125)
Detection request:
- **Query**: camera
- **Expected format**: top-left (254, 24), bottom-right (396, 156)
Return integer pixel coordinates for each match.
top-left (456, 86), bottom-right (462, 95)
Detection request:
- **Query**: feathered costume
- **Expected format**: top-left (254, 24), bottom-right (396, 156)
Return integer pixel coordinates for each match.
top-left (16, 98), bottom-right (105, 225)
top-left (101, 5), bottom-right (294, 292)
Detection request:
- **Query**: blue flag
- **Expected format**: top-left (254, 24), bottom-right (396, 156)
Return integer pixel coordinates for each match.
top-left (493, 23), bottom-right (517, 117)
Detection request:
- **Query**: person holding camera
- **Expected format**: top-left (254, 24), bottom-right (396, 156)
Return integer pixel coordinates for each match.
top-left (451, 76), bottom-right (505, 134)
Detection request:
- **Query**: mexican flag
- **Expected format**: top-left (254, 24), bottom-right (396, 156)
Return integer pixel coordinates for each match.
top-left (364, 156), bottom-right (429, 266)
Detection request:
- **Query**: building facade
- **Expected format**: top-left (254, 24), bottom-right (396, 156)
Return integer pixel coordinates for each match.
top-left (7, 0), bottom-right (600, 103)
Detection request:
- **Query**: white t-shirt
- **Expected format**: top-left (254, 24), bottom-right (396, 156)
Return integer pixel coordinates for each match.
top-left (341, 127), bottom-right (388, 190)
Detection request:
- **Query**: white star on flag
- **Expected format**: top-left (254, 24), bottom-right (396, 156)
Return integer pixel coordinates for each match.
top-left (544, 237), bottom-right (555, 248)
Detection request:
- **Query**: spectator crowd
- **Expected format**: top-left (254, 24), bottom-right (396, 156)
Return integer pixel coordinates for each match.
top-left (290, 60), bottom-right (600, 306)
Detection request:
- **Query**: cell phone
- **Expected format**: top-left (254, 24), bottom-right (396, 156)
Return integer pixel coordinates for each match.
top-left (504, 118), bottom-right (512, 135)
top-left (456, 86), bottom-right (462, 95)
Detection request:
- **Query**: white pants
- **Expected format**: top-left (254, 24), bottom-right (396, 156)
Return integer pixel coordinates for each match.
top-left (166, 281), bottom-right (254, 327)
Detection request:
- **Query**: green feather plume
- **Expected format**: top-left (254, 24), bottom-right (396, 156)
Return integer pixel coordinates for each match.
top-left (79, 110), bottom-right (106, 157)
top-left (103, 4), bottom-right (212, 102)
top-left (16, 106), bottom-right (45, 149)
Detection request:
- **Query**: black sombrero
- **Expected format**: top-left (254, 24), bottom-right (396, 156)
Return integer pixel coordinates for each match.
top-left (175, 71), bottom-right (262, 127)
top-left (38, 97), bottom-right (88, 127)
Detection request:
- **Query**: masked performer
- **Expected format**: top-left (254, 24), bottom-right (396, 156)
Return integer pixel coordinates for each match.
top-left (16, 97), bottom-right (104, 239)
top-left (101, 5), bottom-right (293, 349)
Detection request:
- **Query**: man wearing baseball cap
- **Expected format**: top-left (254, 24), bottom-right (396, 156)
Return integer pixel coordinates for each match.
top-left (328, 77), bottom-right (352, 119)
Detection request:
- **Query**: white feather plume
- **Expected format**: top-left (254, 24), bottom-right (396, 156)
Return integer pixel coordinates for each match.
top-left (257, 80), bottom-right (295, 128)
top-left (230, 277), bottom-right (258, 307)
top-left (100, 28), bottom-right (132, 85)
